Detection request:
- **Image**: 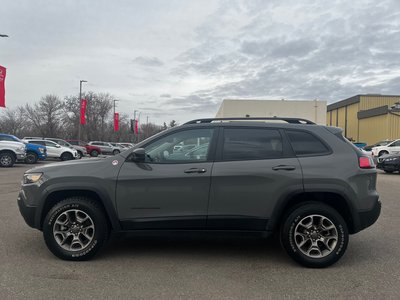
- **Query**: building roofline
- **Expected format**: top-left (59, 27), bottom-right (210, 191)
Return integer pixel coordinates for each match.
top-left (327, 94), bottom-right (400, 111)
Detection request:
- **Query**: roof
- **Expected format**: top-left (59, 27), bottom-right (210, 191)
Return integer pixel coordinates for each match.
top-left (327, 94), bottom-right (400, 111)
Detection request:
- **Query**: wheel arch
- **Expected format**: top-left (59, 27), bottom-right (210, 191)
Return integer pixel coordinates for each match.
top-left (268, 191), bottom-right (359, 234)
top-left (38, 188), bottom-right (121, 231)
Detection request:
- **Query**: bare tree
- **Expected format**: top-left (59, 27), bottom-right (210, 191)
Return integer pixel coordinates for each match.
top-left (23, 95), bottom-right (64, 137)
top-left (0, 106), bottom-right (28, 136)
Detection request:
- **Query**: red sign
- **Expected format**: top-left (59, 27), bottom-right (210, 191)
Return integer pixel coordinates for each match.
top-left (114, 113), bottom-right (119, 131)
top-left (80, 99), bottom-right (87, 124)
top-left (0, 65), bottom-right (6, 108)
top-left (134, 119), bottom-right (139, 134)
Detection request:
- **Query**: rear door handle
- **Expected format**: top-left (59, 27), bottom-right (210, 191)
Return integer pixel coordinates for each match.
top-left (272, 165), bottom-right (296, 171)
top-left (184, 168), bottom-right (207, 174)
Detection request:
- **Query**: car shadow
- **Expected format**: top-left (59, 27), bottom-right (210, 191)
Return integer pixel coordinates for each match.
top-left (99, 234), bottom-right (290, 264)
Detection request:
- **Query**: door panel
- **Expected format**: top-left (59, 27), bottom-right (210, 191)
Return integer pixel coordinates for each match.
top-left (116, 162), bottom-right (213, 229)
top-left (208, 158), bottom-right (302, 230)
top-left (207, 127), bottom-right (303, 230)
top-left (116, 127), bottom-right (216, 230)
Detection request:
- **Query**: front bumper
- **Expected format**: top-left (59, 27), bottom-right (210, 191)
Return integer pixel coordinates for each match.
top-left (16, 153), bottom-right (26, 160)
top-left (17, 190), bottom-right (38, 229)
top-left (377, 161), bottom-right (400, 172)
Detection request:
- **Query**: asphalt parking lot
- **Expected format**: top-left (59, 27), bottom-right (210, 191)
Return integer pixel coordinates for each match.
top-left (0, 161), bottom-right (399, 299)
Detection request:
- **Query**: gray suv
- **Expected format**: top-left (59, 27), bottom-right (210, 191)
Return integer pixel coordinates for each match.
top-left (17, 118), bottom-right (380, 267)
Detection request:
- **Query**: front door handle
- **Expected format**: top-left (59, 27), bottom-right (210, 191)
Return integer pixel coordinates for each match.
top-left (184, 168), bottom-right (207, 174)
top-left (272, 165), bottom-right (296, 171)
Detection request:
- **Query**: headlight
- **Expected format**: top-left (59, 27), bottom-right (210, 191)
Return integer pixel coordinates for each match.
top-left (39, 148), bottom-right (45, 153)
top-left (23, 172), bottom-right (43, 184)
top-left (18, 145), bottom-right (26, 152)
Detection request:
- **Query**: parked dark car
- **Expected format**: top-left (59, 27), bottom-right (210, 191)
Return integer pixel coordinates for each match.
top-left (377, 153), bottom-right (400, 173)
top-left (17, 117), bottom-right (380, 268)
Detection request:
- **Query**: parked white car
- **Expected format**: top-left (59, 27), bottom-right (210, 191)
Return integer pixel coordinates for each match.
top-left (372, 139), bottom-right (400, 157)
top-left (23, 139), bottom-right (77, 160)
top-left (0, 140), bottom-right (26, 167)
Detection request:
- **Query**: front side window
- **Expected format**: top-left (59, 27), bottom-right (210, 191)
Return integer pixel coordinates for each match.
top-left (286, 130), bottom-right (330, 156)
top-left (144, 128), bottom-right (214, 164)
top-left (222, 128), bottom-right (283, 161)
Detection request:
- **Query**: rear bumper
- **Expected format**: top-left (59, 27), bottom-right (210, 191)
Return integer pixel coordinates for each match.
top-left (354, 198), bottom-right (381, 233)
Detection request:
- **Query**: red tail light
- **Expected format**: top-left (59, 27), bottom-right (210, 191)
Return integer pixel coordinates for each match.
top-left (359, 156), bottom-right (374, 169)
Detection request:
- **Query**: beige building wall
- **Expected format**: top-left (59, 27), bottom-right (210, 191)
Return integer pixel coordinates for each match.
top-left (326, 94), bottom-right (400, 144)
top-left (215, 99), bottom-right (327, 125)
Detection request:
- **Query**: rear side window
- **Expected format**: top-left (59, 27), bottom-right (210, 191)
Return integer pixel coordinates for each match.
top-left (286, 130), bottom-right (329, 156)
top-left (222, 128), bottom-right (283, 161)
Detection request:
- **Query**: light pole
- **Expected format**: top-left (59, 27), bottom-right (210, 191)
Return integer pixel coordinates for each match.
top-left (78, 80), bottom-right (87, 140)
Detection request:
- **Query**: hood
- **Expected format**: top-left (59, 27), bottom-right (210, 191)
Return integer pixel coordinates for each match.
top-left (0, 140), bottom-right (25, 148)
top-left (27, 157), bottom-right (106, 173)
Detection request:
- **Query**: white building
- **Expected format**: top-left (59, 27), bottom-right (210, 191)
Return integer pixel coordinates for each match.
top-left (215, 99), bottom-right (327, 125)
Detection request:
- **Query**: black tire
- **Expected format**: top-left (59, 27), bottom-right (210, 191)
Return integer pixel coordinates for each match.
top-left (90, 150), bottom-right (99, 157)
top-left (280, 202), bottom-right (348, 268)
top-left (384, 170), bottom-right (393, 173)
top-left (112, 149), bottom-right (120, 155)
top-left (378, 151), bottom-right (388, 157)
top-left (0, 152), bottom-right (16, 167)
top-left (43, 197), bottom-right (110, 261)
top-left (61, 152), bottom-right (73, 161)
top-left (25, 151), bottom-right (38, 164)
top-left (76, 151), bottom-right (83, 159)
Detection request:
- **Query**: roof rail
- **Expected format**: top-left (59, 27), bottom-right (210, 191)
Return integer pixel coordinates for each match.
top-left (184, 117), bottom-right (315, 125)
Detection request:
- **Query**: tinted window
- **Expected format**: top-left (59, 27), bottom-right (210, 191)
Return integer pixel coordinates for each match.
top-left (222, 128), bottom-right (283, 161)
top-left (144, 129), bottom-right (214, 163)
top-left (287, 130), bottom-right (329, 155)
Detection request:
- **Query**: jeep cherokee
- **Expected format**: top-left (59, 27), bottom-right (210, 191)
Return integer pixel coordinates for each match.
top-left (17, 117), bottom-right (381, 267)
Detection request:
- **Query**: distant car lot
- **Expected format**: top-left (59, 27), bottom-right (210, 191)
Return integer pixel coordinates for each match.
top-left (0, 161), bottom-right (399, 298)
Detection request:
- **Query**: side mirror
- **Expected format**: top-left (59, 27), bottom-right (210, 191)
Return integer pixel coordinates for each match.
top-left (131, 148), bottom-right (145, 162)
top-left (56, 145), bottom-right (61, 148)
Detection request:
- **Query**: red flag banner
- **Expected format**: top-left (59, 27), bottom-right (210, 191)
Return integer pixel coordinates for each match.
top-left (134, 119), bottom-right (139, 134)
top-left (114, 113), bottom-right (119, 132)
top-left (80, 99), bottom-right (87, 124)
top-left (0, 65), bottom-right (6, 108)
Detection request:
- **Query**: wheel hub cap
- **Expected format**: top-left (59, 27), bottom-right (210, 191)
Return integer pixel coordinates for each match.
top-left (294, 214), bottom-right (338, 258)
top-left (53, 209), bottom-right (95, 251)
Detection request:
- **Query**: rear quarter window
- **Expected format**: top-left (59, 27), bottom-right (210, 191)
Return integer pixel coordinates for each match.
top-left (286, 130), bottom-right (330, 156)
top-left (222, 128), bottom-right (283, 161)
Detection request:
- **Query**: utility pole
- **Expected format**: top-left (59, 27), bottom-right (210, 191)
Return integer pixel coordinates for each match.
top-left (146, 115), bottom-right (149, 139)
top-left (78, 80), bottom-right (87, 141)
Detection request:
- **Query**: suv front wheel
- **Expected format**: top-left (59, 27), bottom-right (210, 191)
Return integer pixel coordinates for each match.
top-left (43, 197), bottom-right (109, 260)
top-left (280, 202), bottom-right (348, 268)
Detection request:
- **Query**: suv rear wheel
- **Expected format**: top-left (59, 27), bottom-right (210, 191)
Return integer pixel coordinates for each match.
top-left (280, 202), bottom-right (348, 268)
top-left (43, 197), bottom-right (109, 260)
top-left (112, 149), bottom-right (120, 155)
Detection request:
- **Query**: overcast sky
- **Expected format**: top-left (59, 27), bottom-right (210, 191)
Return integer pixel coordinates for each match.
top-left (1, 0), bottom-right (400, 124)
